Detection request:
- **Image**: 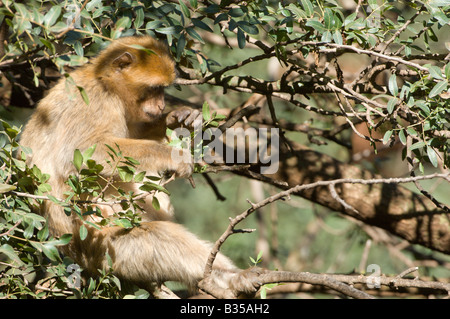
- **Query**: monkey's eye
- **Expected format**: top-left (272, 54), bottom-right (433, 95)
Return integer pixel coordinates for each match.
top-left (138, 86), bottom-right (165, 101)
top-left (147, 86), bottom-right (165, 95)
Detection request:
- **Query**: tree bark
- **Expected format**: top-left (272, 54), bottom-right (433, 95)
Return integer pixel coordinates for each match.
top-left (237, 142), bottom-right (450, 254)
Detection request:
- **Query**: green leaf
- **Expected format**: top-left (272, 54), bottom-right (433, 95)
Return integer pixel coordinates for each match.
top-left (306, 20), bottom-right (326, 33)
top-left (287, 4), bottom-right (307, 19)
top-left (301, 0), bottom-right (314, 16)
top-left (321, 30), bottom-right (332, 42)
top-left (387, 97), bottom-right (397, 114)
top-left (152, 197), bottom-right (160, 210)
top-left (41, 243), bottom-right (61, 261)
top-left (186, 26), bottom-right (204, 43)
top-left (134, 7), bottom-right (145, 29)
top-left (332, 30), bottom-right (343, 45)
top-left (237, 28), bottom-right (246, 49)
top-left (409, 141), bottom-right (426, 151)
top-left (157, 25), bottom-right (184, 35)
top-left (192, 18), bottom-right (213, 32)
top-left (427, 146), bottom-right (438, 167)
top-left (127, 44), bottom-right (155, 56)
top-left (83, 144), bottom-right (97, 160)
top-left (134, 171), bottom-right (146, 183)
top-left (179, 0), bottom-right (190, 19)
top-left (323, 8), bottom-right (334, 30)
top-left (190, 0), bottom-right (198, 9)
top-left (115, 16), bottom-right (131, 30)
top-left (77, 86), bottom-right (89, 105)
top-left (238, 21), bottom-right (259, 35)
top-left (445, 62), bottom-right (450, 79)
top-left (79, 224), bottom-right (88, 241)
top-left (139, 182), bottom-right (170, 194)
top-left (228, 7), bottom-right (245, 18)
top-left (114, 218), bottom-right (133, 229)
top-left (38, 183), bottom-right (52, 193)
top-left (202, 101), bottom-right (211, 121)
top-left (426, 27), bottom-right (438, 42)
top-left (429, 80), bottom-right (448, 98)
top-left (0, 183), bottom-right (16, 193)
top-left (176, 33), bottom-right (186, 60)
top-left (55, 233), bottom-right (73, 246)
top-left (0, 244), bottom-right (24, 266)
top-left (37, 224), bottom-right (50, 242)
top-left (146, 20), bottom-right (164, 30)
top-left (368, 0), bottom-right (378, 10)
top-left (415, 100), bottom-right (430, 115)
top-left (427, 65), bottom-right (444, 80)
top-left (382, 130), bottom-right (393, 145)
top-left (44, 5), bottom-right (62, 28)
top-left (73, 41), bottom-right (84, 57)
top-left (73, 149), bottom-right (83, 171)
top-left (388, 74), bottom-right (398, 96)
top-left (344, 12), bottom-right (357, 26)
top-left (117, 166), bottom-right (135, 182)
top-left (398, 129), bottom-right (406, 145)
top-left (49, 21), bottom-right (68, 33)
top-left (40, 38), bottom-right (56, 54)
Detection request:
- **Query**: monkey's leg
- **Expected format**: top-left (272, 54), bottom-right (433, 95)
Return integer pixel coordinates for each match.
top-left (76, 221), bottom-right (238, 293)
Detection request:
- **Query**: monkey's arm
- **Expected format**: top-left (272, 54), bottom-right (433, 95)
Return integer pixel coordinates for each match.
top-left (94, 138), bottom-right (193, 178)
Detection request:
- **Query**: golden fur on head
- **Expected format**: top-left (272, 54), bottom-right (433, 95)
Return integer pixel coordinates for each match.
top-left (93, 35), bottom-right (176, 88)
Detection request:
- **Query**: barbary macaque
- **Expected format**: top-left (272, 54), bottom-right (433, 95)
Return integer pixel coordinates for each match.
top-left (19, 36), bottom-right (242, 295)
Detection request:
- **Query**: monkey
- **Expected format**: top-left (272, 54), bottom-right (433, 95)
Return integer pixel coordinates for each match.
top-left (19, 35), bottom-right (244, 296)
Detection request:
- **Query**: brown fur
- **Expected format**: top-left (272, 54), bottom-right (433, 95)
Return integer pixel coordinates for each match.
top-left (20, 36), bottom-right (237, 294)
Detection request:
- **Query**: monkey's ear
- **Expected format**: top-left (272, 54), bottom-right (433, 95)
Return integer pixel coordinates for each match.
top-left (112, 52), bottom-right (135, 70)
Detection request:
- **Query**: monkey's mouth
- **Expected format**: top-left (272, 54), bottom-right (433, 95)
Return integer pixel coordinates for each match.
top-left (145, 111), bottom-right (164, 122)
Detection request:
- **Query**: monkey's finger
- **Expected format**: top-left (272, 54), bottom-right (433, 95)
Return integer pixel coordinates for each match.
top-left (192, 112), bottom-right (203, 128)
top-left (176, 110), bottom-right (191, 122)
top-left (184, 109), bottom-right (200, 126)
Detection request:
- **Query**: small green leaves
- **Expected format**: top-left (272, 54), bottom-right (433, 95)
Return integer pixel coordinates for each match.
top-left (249, 250), bottom-right (264, 266)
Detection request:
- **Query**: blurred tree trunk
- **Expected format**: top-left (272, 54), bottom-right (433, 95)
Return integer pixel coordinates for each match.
top-left (237, 142), bottom-right (450, 254)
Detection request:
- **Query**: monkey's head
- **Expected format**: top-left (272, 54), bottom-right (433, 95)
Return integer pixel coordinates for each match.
top-left (94, 36), bottom-right (176, 123)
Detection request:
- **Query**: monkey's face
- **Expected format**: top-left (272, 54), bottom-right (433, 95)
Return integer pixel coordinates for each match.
top-left (136, 86), bottom-right (166, 122)
top-left (103, 47), bottom-right (176, 124)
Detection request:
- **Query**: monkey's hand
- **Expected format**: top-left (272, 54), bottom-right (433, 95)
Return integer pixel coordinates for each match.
top-left (166, 107), bottom-right (202, 130)
top-left (166, 146), bottom-right (194, 179)
top-left (229, 267), bottom-right (269, 298)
